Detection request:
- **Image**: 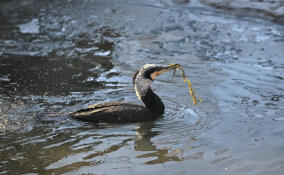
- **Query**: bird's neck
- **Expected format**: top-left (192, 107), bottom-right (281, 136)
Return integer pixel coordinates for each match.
top-left (141, 88), bottom-right (165, 115)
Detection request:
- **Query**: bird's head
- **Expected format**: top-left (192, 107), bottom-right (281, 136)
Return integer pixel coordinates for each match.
top-left (133, 64), bottom-right (176, 101)
top-left (133, 64), bottom-right (176, 84)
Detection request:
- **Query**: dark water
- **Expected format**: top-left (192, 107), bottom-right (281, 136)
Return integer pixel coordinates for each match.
top-left (0, 0), bottom-right (284, 174)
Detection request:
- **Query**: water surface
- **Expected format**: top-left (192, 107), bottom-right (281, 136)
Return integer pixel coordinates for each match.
top-left (0, 0), bottom-right (284, 174)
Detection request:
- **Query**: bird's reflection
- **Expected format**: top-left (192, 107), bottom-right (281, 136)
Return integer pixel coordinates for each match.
top-left (1, 120), bottom-right (183, 175)
top-left (134, 121), bottom-right (182, 164)
top-left (134, 121), bottom-right (159, 151)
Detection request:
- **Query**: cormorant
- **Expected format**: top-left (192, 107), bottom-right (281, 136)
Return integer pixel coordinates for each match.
top-left (69, 64), bottom-right (177, 123)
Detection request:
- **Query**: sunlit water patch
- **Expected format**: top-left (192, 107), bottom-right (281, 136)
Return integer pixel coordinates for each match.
top-left (17, 18), bottom-right (40, 34)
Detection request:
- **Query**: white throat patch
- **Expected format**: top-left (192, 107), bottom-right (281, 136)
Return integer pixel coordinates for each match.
top-left (134, 65), bottom-right (156, 101)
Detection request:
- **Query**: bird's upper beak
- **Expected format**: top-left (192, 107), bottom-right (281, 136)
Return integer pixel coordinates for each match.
top-left (156, 64), bottom-right (180, 75)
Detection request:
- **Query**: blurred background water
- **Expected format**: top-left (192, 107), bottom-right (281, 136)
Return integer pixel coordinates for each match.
top-left (0, 0), bottom-right (284, 174)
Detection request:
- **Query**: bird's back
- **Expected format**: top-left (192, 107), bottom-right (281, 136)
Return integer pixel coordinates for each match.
top-left (69, 101), bottom-right (161, 123)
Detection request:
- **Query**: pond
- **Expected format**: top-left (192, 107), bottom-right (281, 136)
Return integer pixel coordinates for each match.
top-left (0, 0), bottom-right (284, 174)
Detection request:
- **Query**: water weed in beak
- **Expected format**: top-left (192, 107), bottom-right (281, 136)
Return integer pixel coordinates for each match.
top-left (167, 63), bottom-right (202, 105)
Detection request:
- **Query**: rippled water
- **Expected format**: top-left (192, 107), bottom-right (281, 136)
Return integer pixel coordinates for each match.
top-left (0, 0), bottom-right (284, 174)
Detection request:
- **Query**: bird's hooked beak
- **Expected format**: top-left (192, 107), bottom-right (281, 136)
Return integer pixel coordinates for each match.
top-left (150, 64), bottom-right (181, 80)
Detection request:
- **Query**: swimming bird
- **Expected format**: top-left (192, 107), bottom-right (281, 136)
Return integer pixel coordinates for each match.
top-left (69, 64), bottom-right (177, 123)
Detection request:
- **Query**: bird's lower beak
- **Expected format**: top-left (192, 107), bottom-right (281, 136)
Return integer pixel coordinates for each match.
top-left (150, 64), bottom-right (182, 80)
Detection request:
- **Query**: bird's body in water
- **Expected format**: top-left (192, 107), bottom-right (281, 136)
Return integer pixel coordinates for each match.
top-left (69, 64), bottom-right (176, 123)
